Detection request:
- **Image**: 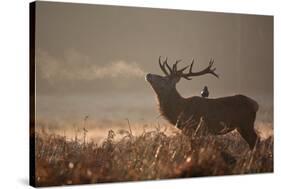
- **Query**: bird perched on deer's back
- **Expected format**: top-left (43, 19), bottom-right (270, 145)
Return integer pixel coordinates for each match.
top-left (201, 86), bottom-right (209, 98)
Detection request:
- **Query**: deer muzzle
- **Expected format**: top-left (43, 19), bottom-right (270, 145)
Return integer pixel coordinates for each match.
top-left (145, 73), bottom-right (152, 82)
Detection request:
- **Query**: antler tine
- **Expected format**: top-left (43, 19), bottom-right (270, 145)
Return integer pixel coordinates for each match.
top-left (182, 58), bottom-right (219, 80)
top-left (208, 58), bottom-right (214, 67)
top-left (172, 59), bottom-right (182, 72)
top-left (159, 56), bottom-right (169, 76)
top-left (189, 58), bottom-right (194, 72)
top-left (163, 57), bottom-right (173, 74)
top-left (185, 58), bottom-right (195, 79)
top-left (208, 58), bottom-right (219, 78)
top-left (163, 57), bottom-right (168, 65)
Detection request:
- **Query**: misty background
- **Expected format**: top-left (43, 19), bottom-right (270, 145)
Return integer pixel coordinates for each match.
top-left (35, 2), bottom-right (273, 127)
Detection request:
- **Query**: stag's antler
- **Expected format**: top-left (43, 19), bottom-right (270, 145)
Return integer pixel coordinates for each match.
top-left (159, 56), bottom-right (174, 76)
top-left (181, 58), bottom-right (219, 80)
top-left (159, 56), bottom-right (219, 80)
top-left (159, 56), bottom-right (188, 77)
top-left (159, 56), bottom-right (169, 76)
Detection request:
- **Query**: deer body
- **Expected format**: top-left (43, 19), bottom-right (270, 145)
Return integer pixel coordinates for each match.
top-left (146, 57), bottom-right (259, 149)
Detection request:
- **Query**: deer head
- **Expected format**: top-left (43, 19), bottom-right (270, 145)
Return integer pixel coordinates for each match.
top-left (145, 56), bottom-right (219, 97)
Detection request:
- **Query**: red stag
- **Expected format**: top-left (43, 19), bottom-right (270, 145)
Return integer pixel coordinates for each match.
top-left (146, 57), bottom-right (259, 149)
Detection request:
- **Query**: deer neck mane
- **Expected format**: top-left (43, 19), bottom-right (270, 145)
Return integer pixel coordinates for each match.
top-left (157, 87), bottom-right (185, 125)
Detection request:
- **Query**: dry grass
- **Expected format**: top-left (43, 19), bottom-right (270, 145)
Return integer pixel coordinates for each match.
top-left (35, 122), bottom-right (273, 187)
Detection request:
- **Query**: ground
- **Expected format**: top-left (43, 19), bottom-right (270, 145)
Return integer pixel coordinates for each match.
top-left (34, 121), bottom-right (273, 187)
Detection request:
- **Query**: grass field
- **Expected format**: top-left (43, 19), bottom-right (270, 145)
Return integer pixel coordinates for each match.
top-left (34, 120), bottom-right (273, 187)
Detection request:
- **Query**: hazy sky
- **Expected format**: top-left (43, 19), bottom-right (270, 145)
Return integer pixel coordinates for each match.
top-left (34, 2), bottom-right (273, 123)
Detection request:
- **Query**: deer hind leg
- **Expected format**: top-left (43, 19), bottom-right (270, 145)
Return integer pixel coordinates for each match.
top-left (237, 123), bottom-right (258, 150)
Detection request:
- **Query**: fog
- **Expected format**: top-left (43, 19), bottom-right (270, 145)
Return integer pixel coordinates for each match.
top-left (34, 2), bottom-right (273, 126)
